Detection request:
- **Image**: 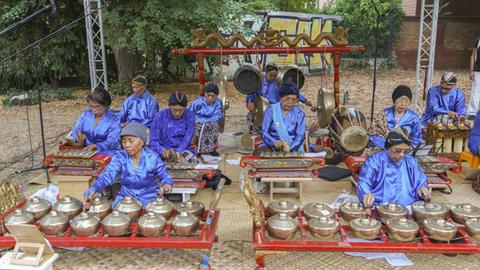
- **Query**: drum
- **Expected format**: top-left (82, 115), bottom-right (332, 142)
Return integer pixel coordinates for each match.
top-left (277, 65), bottom-right (305, 90)
top-left (329, 106), bottom-right (369, 153)
top-left (233, 64), bottom-right (262, 95)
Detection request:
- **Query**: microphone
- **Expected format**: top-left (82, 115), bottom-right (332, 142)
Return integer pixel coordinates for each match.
top-left (50, 0), bottom-right (57, 16)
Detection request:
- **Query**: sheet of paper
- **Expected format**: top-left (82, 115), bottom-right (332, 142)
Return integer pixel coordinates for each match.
top-left (226, 158), bottom-right (241, 166)
top-left (304, 152), bottom-right (327, 158)
top-left (331, 192), bottom-right (359, 209)
top-left (201, 155), bottom-right (222, 163)
top-left (194, 164), bottom-right (218, 170)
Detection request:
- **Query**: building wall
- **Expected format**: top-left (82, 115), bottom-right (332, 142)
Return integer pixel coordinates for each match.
top-left (401, 0), bottom-right (417, 17)
top-left (394, 17), bottom-right (480, 69)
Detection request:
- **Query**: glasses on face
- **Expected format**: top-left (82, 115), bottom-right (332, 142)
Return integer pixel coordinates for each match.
top-left (391, 147), bottom-right (412, 155)
top-left (440, 84), bottom-right (454, 91)
top-left (395, 97), bottom-right (411, 105)
top-left (171, 108), bottom-right (186, 114)
top-left (283, 97), bottom-right (298, 103)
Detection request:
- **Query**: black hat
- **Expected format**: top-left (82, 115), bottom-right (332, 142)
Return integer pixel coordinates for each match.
top-left (384, 128), bottom-right (411, 149)
top-left (204, 83), bottom-right (219, 95)
top-left (279, 82), bottom-right (299, 98)
top-left (168, 91), bottom-right (188, 107)
top-left (392, 85), bottom-right (412, 103)
top-left (265, 63), bottom-right (278, 73)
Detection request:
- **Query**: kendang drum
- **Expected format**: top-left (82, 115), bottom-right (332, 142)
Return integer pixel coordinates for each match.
top-left (329, 106), bottom-right (369, 153)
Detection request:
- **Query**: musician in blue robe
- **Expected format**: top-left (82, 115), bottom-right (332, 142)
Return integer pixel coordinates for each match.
top-left (261, 82), bottom-right (306, 152)
top-left (357, 129), bottom-right (430, 207)
top-left (61, 87), bottom-right (121, 155)
top-left (368, 85), bottom-right (422, 149)
top-left (189, 83), bottom-right (223, 156)
top-left (84, 123), bottom-right (173, 206)
top-left (150, 91), bottom-right (196, 161)
top-left (246, 63), bottom-right (311, 135)
top-left (118, 75), bottom-right (159, 129)
top-left (421, 72), bottom-right (466, 127)
top-left (468, 111), bottom-right (480, 156)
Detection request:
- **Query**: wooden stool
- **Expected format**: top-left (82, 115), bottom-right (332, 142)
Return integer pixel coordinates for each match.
top-left (260, 177), bottom-right (312, 202)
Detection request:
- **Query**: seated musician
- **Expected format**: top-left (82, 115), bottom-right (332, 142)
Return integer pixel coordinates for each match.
top-left (189, 83), bottom-right (223, 156)
top-left (468, 111), bottom-right (480, 155)
top-left (260, 83), bottom-right (306, 152)
top-left (150, 91), bottom-right (196, 161)
top-left (118, 75), bottom-right (159, 129)
top-left (421, 72), bottom-right (466, 127)
top-left (84, 123), bottom-right (173, 206)
top-left (366, 85), bottom-right (422, 155)
top-left (357, 128), bottom-right (430, 207)
top-left (246, 63), bottom-right (312, 135)
top-left (60, 87), bottom-right (121, 155)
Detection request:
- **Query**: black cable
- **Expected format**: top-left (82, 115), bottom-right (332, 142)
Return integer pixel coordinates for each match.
top-left (2, 3), bottom-right (107, 62)
top-left (0, 5), bottom-right (52, 37)
top-left (24, 97), bottom-right (35, 169)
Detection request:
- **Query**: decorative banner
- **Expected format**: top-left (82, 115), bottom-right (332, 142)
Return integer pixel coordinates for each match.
top-left (265, 15), bottom-right (336, 73)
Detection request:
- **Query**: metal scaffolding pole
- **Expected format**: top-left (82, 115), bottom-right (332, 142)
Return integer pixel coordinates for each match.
top-left (84, 0), bottom-right (108, 91)
top-left (414, 0), bottom-right (439, 112)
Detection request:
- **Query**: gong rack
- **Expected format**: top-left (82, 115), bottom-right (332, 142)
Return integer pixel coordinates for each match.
top-left (250, 201), bottom-right (480, 270)
top-left (43, 146), bottom-right (112, 177)
top-left (0, 183), bottom-right (225, 270)
top-left (240, 155), bottom-right (326, 179)
top-left (172, 27), bottom-right (365, 109)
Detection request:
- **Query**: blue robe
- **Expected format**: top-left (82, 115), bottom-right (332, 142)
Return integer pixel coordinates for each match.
top-left (119, 91), bottom-right (159, 128)
top-left (189, 96), bottom-right (223, 124)
top-left (357, 150), bottom-right (428, 206)
top-left (88, 148), bottom-right (173, 206)
top-left (246, 76), bottom-right (307, 104)
top-left (149, 108), bottom-right (195, 155)
top-left (71, 109), bottom-right (121, 154)
top-left (468, 112), bottom-right (480, 156)
top-left (421, 86), bottom-right (466, 127)
top-left (370, 106), bottom-right (422, 148)
top-left (261, 105), bottom-right (306, 151)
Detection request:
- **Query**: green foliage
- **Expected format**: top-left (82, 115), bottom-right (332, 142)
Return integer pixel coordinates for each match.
top-left (272, 0), bottom-right (318, 13)
top-left (322, 0), bottom-right (404, 58)
top-left (107, 81), bottom-right (131, 97)
top-left (0, 1), bottom-right (88, 93)
top-left (2, 84), bottom-right (73, 106)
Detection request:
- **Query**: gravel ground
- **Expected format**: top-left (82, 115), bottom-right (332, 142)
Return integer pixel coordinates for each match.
top-left (0, 67), bottom-right (472, 183)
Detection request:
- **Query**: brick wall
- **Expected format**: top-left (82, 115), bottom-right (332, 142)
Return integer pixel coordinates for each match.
top-left (394, 17), bottom-right (480, 69)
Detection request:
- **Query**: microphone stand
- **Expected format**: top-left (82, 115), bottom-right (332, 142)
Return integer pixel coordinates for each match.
top-left (1, 2), bottom-right (106, 184)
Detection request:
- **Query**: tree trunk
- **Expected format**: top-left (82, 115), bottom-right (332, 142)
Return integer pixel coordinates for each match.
top-left (112, 47), bottom-right (141, 82)
top-left (161, 51), bottom-right (181, 82)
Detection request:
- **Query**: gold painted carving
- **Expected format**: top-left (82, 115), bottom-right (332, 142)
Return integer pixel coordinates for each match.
top-left (191, 27), bottom-right (349, 48)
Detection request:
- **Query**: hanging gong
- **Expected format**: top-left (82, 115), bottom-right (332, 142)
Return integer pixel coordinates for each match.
top-left (316, 88), bottom-right (335, 128)
top-left (277, 65), bottom-right (305, 90)
top-left (253, 95), bottom-right (269, 128)
top-left (233, 64), bottom-right (262, 95)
